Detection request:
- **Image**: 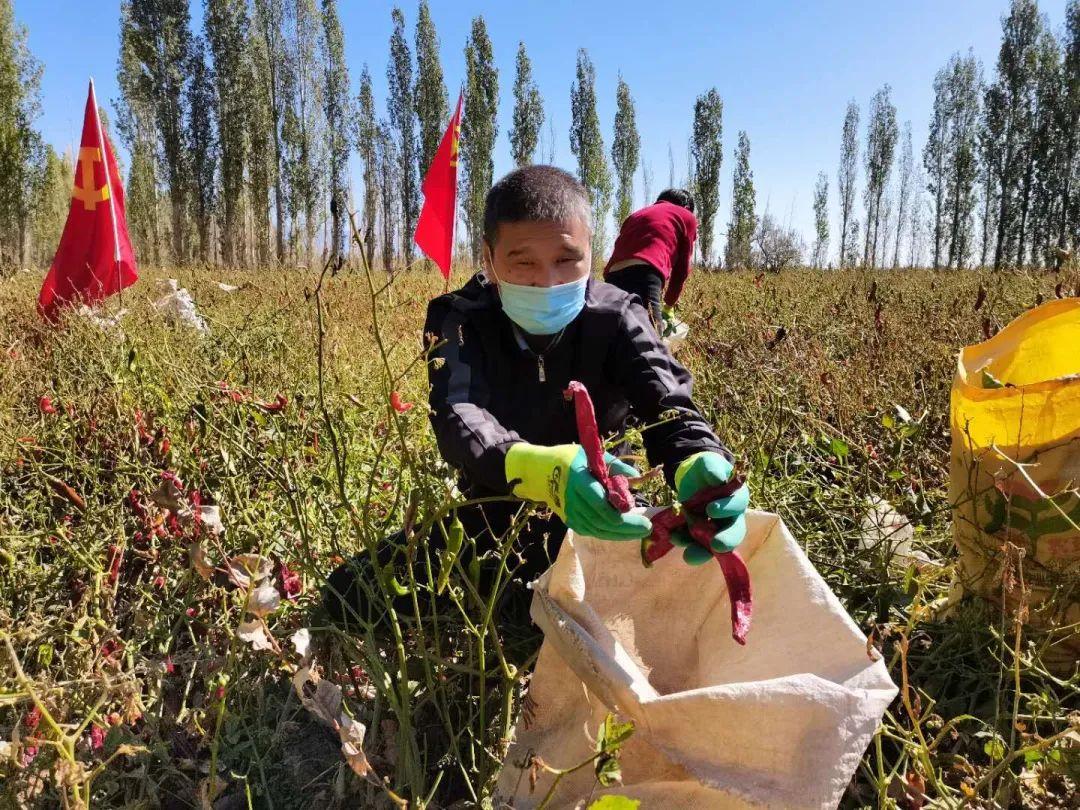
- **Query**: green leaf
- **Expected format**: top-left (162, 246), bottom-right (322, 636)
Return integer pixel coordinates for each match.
top-left (829, 438), bottom-right (850, 460)
top-left (596, 713), bottom-right (634, 753)
top-left (588, 797), bottom-right (641, 810)
top-left (1023, 748), bottom-right (1043, 766)
top-left (984, 736), bottom-right (1006, 762)
top-left (595, 753), bottom-right (622, 787)
top-left (881, 413), bottom-right (896, 429)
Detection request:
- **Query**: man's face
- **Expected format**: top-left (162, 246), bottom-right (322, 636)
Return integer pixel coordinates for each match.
top-left (484, 218), bottom-right (592, 287)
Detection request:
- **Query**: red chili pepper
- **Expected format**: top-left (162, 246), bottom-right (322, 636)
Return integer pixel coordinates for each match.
top-left (23, 706), bottom-right (41, 732)
top-left (641, 477), bottom-right (753, 645)
top-left (278, 562), bottom-right (302, 600)
top-left (49, 478), bottom-right (86, 512)
top-left (390, 391), bottom-right (414, 413)
top-left (39, 396), bottom-right (57, 415)
top-left (715, 551), bottom-right (752, 645)
top-left (107, 544), bottom-right (124, 585)
top-left (563, 381), bottom-right (633, 513)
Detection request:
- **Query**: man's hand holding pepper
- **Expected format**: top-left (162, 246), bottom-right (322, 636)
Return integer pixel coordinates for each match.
top-left (671, 451), bottom-right (750, 565)
top-left (505, 443), bottom-right (653, 541)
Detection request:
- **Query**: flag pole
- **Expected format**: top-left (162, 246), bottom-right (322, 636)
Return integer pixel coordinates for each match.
top-left (90, 77), bottom-right (123, 309)
top-left (447, 87), bottom-right (464, 295)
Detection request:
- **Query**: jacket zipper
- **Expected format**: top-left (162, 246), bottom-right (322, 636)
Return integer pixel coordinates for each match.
top-left (511, 324), bottom-right (565, 383)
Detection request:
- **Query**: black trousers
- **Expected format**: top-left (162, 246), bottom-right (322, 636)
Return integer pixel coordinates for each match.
top-left (606, 264), bottom-right (664, 327)
top-left (324, 499), bottom-right (566, 627)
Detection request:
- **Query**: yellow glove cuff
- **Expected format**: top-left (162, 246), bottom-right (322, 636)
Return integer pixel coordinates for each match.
top-left (504, 443), bottom-right (579, 519)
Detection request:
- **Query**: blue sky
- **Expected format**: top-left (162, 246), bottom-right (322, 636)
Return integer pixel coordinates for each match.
top-left (12, 0), bottom-right (1073, 260)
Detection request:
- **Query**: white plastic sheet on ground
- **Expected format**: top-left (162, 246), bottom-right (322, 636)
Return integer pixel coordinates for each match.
top-left (498, 510), bottom-right (897, 810)
top-left (152, 278), bottom-right (209, 334)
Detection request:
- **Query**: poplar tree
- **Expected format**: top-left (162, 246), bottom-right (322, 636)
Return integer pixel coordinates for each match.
top-left (570, 48), bottom-right (611, 259)
top-left (725, 130), bottom-right (755, 269)
top-left (282, 0), bottom-right (325, 266)
top-left (812, 171), bottom-right (829, 268)
top-left (690, 88), bottom-right (723, 267)
top-left (388, 7), bottom-right (418, 263)
top-left (1029, 30), bottom-right (1062, 266)
top-left (377, 121), bottom-right (399, 272)
top-left (984, 0), bottom-right (1042, 267)
top-left (245, 27), bottom-right (274, 266)
top-left (123, 0), bottom-right (193, 262)
top-left (204, 0), bottom-right (250, 266)
top-left (252, 0), bottom-right (290, 264)
top-left (117, 1), bottom-right (162, 265)
top-left (321, 0), bottom-right (350, 262)
top-left (414, 0), bottom-right (448, 173)
top-left (461, 16), bottom-right (498, 265)
top-left (946, 54), bottom-right (982, 269)
top-left (837, 101), bottom-right (859, 267)
top-left (862, 85), bottom-right (898, 268)
top-left (892, 122), bottom-right (913, 267)
top-left (510, 41), bottom-right (543, 166)
top-left (926, 65), bottom-right (949, 268)
top-left (0, 0), bottom-right (42, 269)
top-left (928, 53), bottom-right (983, 268)
top-left (187, 35), bottom-right (218, 264)
top-left (1054, 0), bottom-right (1080, 264)
top-left (611, 76), bottom-right (641, 225)
top-left (355, 65), bottom-right (379, 269)
top-left (30, 147), bottom-right (72, 266)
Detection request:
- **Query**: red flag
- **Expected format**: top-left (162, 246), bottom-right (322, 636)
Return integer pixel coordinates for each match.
top-left (415, 92), bottom-right (463, 279)
top-left (38, 79), bottom-right (138, 321)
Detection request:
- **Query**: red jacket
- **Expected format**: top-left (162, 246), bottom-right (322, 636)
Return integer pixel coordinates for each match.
top-left (604, 201), bottom-right (698, 307)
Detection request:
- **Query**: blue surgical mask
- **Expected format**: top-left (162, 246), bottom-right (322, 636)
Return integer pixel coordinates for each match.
top-left (496, 275), bottom-right (588, 335)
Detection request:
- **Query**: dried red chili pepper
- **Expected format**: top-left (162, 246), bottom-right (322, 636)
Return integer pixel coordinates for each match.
top-left (563, 381), bottom-right (633, 513)
top-left (715, 551), bottom-right (752, 645)
top-left (641, 477), bottom-right (753, 645)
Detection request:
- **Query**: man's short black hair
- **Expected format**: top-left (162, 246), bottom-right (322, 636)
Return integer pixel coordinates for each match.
top-left (656, 188), bottom-right (695, 213)
top-left (483, 165), bottom-right (592, 246)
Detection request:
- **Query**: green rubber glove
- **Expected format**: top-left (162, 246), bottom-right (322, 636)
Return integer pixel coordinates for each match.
top-left (671, 451), bottom-right (750, 565)
top-left (505, 443), bottom-right (653, 541)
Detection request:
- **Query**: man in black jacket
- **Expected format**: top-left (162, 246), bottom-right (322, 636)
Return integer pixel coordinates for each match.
top-left (424, 165), bottom-right (749, 580)
top-left (326, 166), bottom-right (749, 624)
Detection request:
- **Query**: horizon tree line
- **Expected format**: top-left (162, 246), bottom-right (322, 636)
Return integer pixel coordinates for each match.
top-left (3, 0), bottom-right (1080, 274)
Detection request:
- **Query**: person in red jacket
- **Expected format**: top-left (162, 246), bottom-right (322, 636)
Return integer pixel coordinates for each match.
top-left (604, 189), bottom-right (698, 327)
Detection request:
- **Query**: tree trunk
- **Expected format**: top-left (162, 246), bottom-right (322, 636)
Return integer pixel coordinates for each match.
top-left (839, 205), bottom-right (849, 269)
top-left (18, 220), bottom-right (28, 269)
top-left (171, 194), bottom-right (184, 264)
top-left (932, 188), bottom-right (944, 270)
top-left (1056, 131), bottom-right (1076, 269)
top-left (862, 205), bottom-right (873, 268)
top-left (893, 193), bottom-right (906, 269)
top-left (1017, 156), bottom-right (1035, 268)
top-left (993, 132), bottom-right (1015, 270)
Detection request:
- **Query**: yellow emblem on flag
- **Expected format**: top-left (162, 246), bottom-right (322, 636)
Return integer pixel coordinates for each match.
top-left (450, 122), bottom-right (461, 168)
top-left (72, 147), bottom-right (110, 211)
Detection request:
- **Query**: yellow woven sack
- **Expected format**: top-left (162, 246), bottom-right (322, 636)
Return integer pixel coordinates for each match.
top-left (950, 298), bottom-right (1080, 663)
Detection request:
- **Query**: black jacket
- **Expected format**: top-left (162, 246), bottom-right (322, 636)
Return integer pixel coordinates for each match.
top-left (424, 274), bottom-right (729, 498)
